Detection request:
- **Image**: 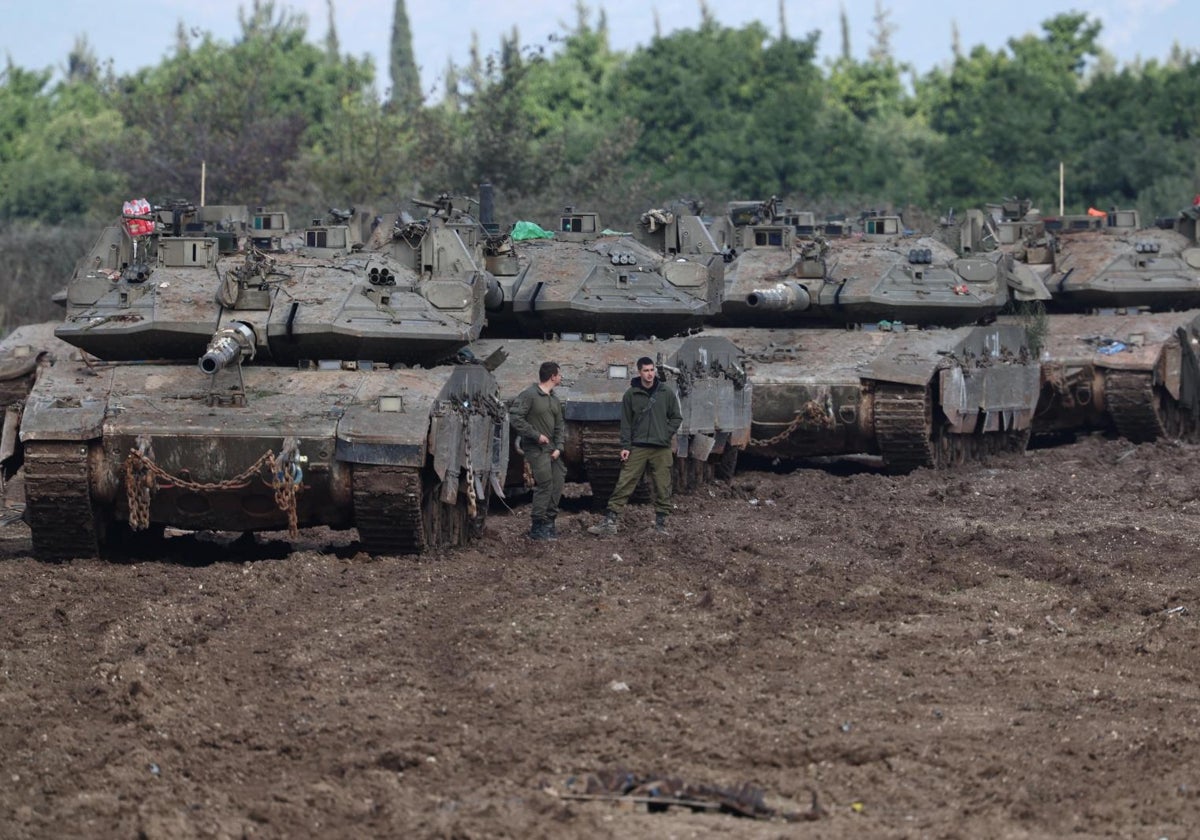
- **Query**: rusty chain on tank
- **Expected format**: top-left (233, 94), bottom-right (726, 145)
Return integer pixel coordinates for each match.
top-left (124, 447), bottom-right (301, 536)
top-left (749, 400), bottom-right (834, 447)
top-left (271, 443), bottom-right (302, 536)
top-left (749, 412), bottom-right (807, 447)
top-left (462, 413), bottom-right (478, 519)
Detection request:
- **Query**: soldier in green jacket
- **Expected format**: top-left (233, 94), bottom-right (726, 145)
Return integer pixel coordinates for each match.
top-left (509, 361), bottom-right (566, 540)
top-left (588, 356), bottom-right (682, 536)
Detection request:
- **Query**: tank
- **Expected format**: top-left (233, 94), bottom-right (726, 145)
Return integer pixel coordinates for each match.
top-left (421, 192), bottom-right (754, 506)
top-left (465, 333), bottom-right (751, 505)
top-left (709, 199), bottom-right (1049, 328)
top-left (14, 198), bottom-right (509, 560)
top-left (692, 199), bottom-right (1045, 469)
top-left (704, 323), bottom-right (1039, 471)
top-left (985, 200), bottom-right (1200, 442)
top-left (480, 204), bottom-right (725, 337)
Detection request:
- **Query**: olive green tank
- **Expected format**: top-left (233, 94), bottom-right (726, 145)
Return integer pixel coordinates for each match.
top-left (57, 199), bottom-right (490, 367)
top-left (14, 198), bottom-right (509, 560)
top-left (986, 200), bottom-right (1200, 442)
top-left (972, 199), bottom-right (1200, 311)
top-left (429, 191), bottom-right (753, 506)
top-left (693, 200), bottom-right (1045, 470)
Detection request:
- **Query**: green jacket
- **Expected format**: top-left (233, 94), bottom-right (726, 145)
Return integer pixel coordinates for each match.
top-left (510, 382), bottom-right (565, 451)
top-left (620, 377), bottom-right (682, 448)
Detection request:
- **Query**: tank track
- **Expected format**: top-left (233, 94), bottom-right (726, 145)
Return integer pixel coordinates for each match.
top-left (23, 441), bottom-right (101, 561)
top-left (581, 424), bottom-right (656, 509)
top-left (352, 465), bottom-right (427, 555)
top-left (581, 424), bottom-right (627, 509)
top-left (1105, 371), bottom-right (1166, 443)
top-left (874, 383), bottom-right (937, 472)
top-left (352, 465), bottom-right (478, 556)
top-left (874, 382), bottom-right (1028, 472)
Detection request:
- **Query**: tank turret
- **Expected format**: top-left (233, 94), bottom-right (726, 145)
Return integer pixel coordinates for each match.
top-left (1039, 206), bottom-right (1200, 312)
top-left (712, 201), bottom-right (1043, 328)
top-left (482, 204), bottom-right (724, 338)
top-left (55, 197), bottom-right (491, 368)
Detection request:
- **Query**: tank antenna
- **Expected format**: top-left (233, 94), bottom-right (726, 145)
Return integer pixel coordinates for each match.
top-left (1059, 160), bottom-right (1064, 216)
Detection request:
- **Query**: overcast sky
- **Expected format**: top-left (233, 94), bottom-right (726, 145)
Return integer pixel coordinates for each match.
top-left (5, 0), bottom-right (1196, 99)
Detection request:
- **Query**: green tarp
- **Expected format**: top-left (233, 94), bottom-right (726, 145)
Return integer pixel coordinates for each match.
top-left (511, 221), bottom-right (555, 241)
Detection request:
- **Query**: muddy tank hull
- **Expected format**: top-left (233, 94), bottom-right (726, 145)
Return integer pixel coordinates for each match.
top-left (703, 324), bottom-right (1039, 471)
top-left (1000, 311), bottom-right (1200, 442)
top-left (18, 358), bottom-right (508, 560)
top-left (466, 334), bottom-right (751, 503)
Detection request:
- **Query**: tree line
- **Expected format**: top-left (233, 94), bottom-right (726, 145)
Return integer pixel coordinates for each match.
top-left (2, 1), bottom-right (1199, 238)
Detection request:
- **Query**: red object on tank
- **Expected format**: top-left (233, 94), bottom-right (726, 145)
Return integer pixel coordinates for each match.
top-left (122, 198), bottom-right (154, 237)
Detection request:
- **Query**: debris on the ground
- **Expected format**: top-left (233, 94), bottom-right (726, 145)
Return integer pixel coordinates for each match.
top-left (544, 768), bottom-right (824, 822)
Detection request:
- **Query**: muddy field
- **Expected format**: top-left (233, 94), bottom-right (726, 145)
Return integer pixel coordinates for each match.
top-left (2, 434), bottom-right (1200, 838)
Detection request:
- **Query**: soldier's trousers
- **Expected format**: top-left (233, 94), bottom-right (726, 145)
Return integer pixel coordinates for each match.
top-left (606, 446), bottom-right (673, 516)
top-left (525, 445), bottom-right (566, 520)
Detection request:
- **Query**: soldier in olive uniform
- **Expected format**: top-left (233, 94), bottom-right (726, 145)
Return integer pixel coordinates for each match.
top-left (509, 361), bottom-right (566, 540)
top-left (588, 356), bottom-right (682, 536)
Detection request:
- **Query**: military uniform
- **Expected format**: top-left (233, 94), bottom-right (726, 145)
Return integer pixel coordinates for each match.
top-left (590, 375), bottom-right (682, 535)
top-left (510, 380), bottom-right (566, 539)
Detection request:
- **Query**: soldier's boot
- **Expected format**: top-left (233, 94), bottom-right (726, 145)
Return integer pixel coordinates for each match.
top-left (653, 512), bottom-right (670, 536)
top-left (529, 517), bottom-right (553, 541)
top-left (587, 510), bottom-right (619, 536)
top-left (545, 515), bottom-right (559, 540)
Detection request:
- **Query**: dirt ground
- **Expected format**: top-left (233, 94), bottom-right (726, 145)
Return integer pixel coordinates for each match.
top-left (3, 433), bottom-right (1200, 839)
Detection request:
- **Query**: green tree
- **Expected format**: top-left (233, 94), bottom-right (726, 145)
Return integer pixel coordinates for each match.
top-left (389, 0), bottom-right (422, 110)
top-left (614, 19), bottom-right (824, 200)
top-left (282, 85), bottom-right (421, 212)
top-left (0, 65), bottom-right (126, 222)
top-left (115, 1), bottom-right (373, 206)
top-left (915, 12), bottom-right (1102, 208)
top-left (421, 5), bottom-right (644, 220)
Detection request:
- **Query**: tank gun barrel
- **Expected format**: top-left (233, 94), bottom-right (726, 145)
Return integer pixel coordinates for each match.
top-left (746, 282), bottom-right (812, 312)
top-left (199, 322), bottom-right (256, 374)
